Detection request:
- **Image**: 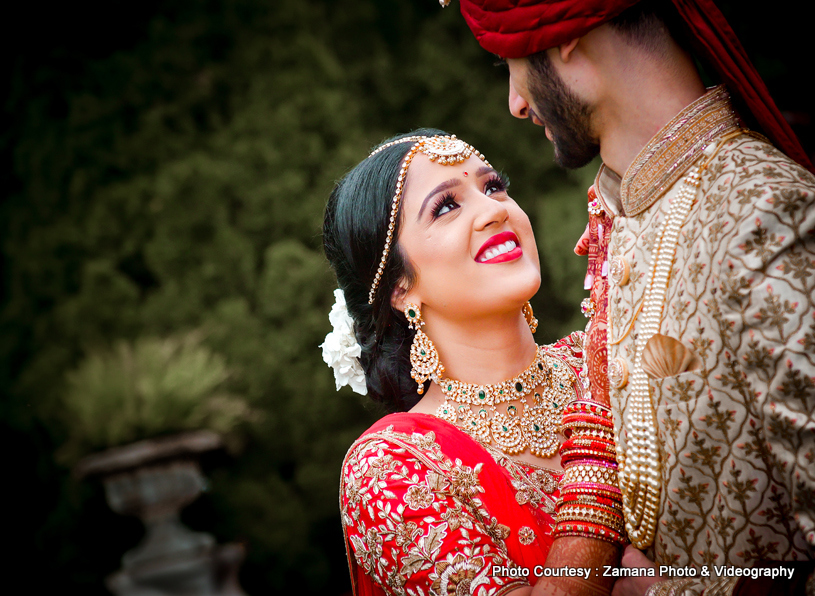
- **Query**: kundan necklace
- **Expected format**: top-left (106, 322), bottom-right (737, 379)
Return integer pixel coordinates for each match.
top-left (431, 345), bottom-right (574, 457)
top-left (404, 303), bottom-right (575, 458)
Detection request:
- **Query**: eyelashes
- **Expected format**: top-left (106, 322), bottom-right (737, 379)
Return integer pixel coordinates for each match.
top-left (486, 172), bottom-right (509, 195)
top-left (429, 174), bottom-right (510, 219)
top-left (430, 192), bottom-right (457, 218)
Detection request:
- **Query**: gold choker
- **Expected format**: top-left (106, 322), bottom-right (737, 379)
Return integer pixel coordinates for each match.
top-left (433, 345), bottom-right (574, 457)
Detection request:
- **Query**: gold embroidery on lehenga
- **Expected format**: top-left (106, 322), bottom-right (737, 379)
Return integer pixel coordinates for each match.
top-left (518, 526), bottom-right (536, 545)
top-left (340, 426), bottom-right (559, 595)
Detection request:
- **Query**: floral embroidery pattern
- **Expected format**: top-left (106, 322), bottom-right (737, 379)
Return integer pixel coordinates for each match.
top-left (602, 92), bottom-right (815, 595)
top-left (431, 553), bottom-right (491, 596)
top-left (340, 427), bottom-right (560, 596)
top-left (518, 527), bottom-right (536, 545)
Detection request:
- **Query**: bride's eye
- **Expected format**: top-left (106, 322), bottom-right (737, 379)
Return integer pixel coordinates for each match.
top-left (431, 192), bottom-right (459, 218)
top-left (484, 173), bottom-right (510, 196)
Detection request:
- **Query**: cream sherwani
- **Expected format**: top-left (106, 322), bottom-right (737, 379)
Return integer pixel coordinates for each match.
top-left (591, 86), bottom-right (815, 594)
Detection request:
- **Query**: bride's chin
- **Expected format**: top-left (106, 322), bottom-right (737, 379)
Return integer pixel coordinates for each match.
top-left (507, 268), bottom-right (542, 300)
top-left (472, 284), bottom-right (541, 319)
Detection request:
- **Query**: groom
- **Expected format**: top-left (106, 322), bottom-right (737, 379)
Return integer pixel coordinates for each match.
top-left (451, 0), bottom-right (815, 595)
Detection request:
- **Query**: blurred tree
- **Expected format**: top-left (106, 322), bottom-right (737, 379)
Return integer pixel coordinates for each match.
top-left (1, 0), bottom-right (809, 594)
top-left (56, 331), bottom-right (251, 465)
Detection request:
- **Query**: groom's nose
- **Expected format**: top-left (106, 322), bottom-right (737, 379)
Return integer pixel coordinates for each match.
top-left (508, 79), bottom-right (529, 119)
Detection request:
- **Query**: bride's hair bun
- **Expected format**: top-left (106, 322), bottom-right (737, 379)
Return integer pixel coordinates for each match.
top-left (323, 128), bottom-right (447, 410)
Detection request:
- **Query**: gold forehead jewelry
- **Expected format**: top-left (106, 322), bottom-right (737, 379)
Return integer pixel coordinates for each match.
top-left (366, 135), bottom-right (491, 304)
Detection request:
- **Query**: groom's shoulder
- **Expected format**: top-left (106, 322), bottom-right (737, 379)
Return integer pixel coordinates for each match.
top-left (711, 132), bottom-right (815, 193)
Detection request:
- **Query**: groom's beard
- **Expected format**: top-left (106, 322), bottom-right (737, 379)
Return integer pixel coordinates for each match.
top-left (528, 53), bottom-right (600, 170)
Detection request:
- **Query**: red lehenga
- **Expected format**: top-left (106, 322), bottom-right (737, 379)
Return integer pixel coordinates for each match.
top-left (339, 338), bottom-right (584, 596)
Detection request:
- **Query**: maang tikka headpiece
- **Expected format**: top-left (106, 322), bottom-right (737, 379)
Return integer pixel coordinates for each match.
top-left (367, 135), bottom-right (492, 304)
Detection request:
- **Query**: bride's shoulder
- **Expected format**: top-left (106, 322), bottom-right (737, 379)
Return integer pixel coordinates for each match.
top-left (342, 413), bottom-right (447, 463)
top-left (540, 330), bottom-right (585, 369)
top-left (546, 330), bottom-right (585, 355)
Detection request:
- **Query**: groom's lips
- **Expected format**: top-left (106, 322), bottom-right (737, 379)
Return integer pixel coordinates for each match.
top-left (529, 107), bottom-right (545, 128)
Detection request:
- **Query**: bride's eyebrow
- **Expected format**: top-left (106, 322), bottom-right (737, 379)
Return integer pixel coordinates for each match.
top-left (415, 166), bottom-right (499, 220)
top-left (417, 178), bottom-right (460, 220)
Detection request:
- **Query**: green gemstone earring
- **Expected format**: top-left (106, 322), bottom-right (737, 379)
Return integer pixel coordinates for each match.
top-left (404, 303), bottom-right (424, 330)
top-left (404, 303), bottom-right (443, 394)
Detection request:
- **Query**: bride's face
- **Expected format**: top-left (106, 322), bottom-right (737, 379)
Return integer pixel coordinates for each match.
top-left (395, 153), bottom-right (541, 321)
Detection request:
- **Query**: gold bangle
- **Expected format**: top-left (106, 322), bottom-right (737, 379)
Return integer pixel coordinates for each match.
top-left (563, 465), bottom-right (619, 485)
top-left (557, 507), bottom-right (625, 532)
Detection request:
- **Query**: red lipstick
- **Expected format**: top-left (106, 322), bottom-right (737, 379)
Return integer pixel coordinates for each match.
top-left (476, 231), bottom-right (522, 264)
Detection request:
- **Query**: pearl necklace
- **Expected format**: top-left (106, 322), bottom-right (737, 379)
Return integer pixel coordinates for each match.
top-left (434, 345), bottom-right (576, 457)
top-left (619, 163), bottom-right (702, 548)
top-left (618, 129), bottom-right (751, 547)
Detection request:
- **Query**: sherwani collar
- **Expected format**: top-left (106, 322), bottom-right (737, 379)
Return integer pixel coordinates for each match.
top-left (610, 85), bottom-right (740, 217)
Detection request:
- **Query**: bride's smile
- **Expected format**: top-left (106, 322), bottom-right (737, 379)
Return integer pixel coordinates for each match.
top-left (476, 230), bottom-right (521, 263)
top-left (396, 152), bottom-right (541, 321)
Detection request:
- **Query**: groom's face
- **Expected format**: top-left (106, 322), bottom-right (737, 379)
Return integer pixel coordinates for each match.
top-left (507, 53), bottom-right (599, 169)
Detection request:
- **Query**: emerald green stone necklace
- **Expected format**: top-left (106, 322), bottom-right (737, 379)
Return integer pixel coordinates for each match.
top-left (433, 344), bottom-right (573, 457)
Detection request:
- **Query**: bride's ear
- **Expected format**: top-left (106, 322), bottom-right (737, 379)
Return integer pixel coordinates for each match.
top-left (390, 281), bottom-right (418, 314)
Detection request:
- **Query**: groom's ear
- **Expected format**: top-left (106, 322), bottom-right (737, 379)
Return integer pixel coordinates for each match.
top-left (556, 37), bottom-right (581, 63)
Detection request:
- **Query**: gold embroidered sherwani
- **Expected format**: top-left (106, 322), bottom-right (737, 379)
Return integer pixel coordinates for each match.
top-left (590, 86), bottom-right (815, 594)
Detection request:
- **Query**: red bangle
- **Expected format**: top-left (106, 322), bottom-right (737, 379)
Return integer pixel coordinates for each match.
top-left (560, 484), bottom-right (622, 499)
top-left (561, 436), bottom-right (615, 451)
top-left (553, 521), bottom-right (627, 546)
top-left (560, 449), bottom-right (617, 465)
top-left (564, 458), bottom-right (618, 470)
top-left (563, 401), bottom-right (613, 419)
top-left (562, 413), bottom-right (614, 428)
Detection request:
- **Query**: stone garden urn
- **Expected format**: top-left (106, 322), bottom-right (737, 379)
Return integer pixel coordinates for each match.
top-left (75, 430), bottom-right (247, 596)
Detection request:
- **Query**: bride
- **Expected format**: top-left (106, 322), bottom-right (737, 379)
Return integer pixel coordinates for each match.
top-left (322, 129), bottom-right (623, 596)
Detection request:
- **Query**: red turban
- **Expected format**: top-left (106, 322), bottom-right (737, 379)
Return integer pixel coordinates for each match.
top-left (458, 0), bottom-right (814, 173)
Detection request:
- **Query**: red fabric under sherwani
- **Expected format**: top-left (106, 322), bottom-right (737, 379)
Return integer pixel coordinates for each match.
top-left (583, 187), bottom-right (614, 408)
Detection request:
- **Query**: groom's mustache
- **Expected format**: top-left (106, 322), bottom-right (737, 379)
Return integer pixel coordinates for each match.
top-left (528, 108), bottom-right (545, 129)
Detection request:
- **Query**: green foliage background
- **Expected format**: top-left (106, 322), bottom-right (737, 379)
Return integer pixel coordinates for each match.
top-left (2, 0), bottom-right (809, 594)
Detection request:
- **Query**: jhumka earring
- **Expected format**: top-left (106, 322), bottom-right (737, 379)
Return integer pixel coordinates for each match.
top-left (404, 303), bottom-right (444, 395)
top-left (523, 301), bottom-right (538, 333)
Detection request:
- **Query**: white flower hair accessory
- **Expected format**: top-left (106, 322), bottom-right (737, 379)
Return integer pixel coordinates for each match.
top-left (321, 289), bottom-right (367, 395)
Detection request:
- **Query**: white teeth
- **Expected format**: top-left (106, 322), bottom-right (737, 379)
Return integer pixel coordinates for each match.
top-left (478, 240), bottom-right (518, 262)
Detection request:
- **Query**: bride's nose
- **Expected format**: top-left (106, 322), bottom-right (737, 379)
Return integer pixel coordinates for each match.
top-left (473, 194), bottom-right (510, 230)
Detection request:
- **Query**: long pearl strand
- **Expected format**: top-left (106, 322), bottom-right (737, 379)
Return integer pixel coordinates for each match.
top-left (619, 164), bottom-right (702, 548)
